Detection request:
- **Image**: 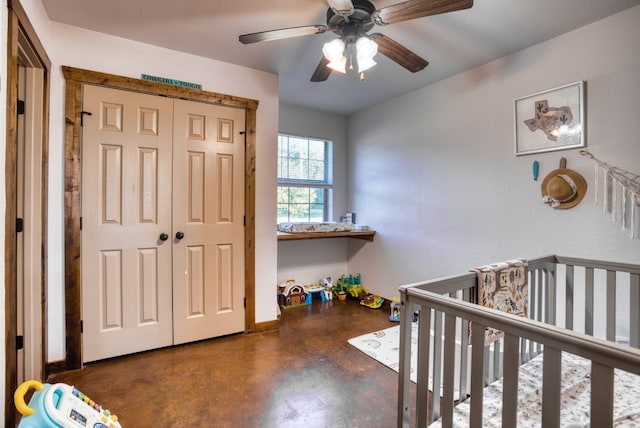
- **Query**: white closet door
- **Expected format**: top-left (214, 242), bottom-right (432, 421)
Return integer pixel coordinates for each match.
top-left (81, 84), bottom-right (174, 362)
top-left (171, 99), bottom-right (246, 344)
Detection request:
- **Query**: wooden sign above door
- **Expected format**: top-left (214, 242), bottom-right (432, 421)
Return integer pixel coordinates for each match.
top-left (141, 73), bottom-right (202, 90)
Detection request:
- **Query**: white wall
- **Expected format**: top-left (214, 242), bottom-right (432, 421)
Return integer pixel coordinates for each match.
top-left (347, 6), bottom-right (640, 299)
top-left (277, 104), bottom-right (353, 285)
top-left (19, 0), bottom-right (280, 363)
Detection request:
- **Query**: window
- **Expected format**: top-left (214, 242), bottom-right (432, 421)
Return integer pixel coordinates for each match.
top-left (277, 134), bottom-right (332, 223)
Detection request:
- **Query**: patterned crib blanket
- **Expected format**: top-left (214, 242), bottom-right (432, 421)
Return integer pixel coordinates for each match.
top-left (429, 350), bottom-right (640, 427)
top-left (277, 222), bottom-right (355, 233)
top-left (470, 259), bottom-right (528, 345)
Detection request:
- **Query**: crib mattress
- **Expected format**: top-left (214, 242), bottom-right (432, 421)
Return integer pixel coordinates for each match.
top-left (277, 222), bottom-right (355, 233)
top-left (429, 351), bottom-right (640, 427)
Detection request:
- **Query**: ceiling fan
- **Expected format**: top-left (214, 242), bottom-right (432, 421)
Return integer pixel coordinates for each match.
top-left (239, 0), bottom-right (473, 82)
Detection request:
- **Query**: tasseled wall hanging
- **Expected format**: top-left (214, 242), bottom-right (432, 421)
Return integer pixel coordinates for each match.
top-left (580, 150), bottom-right (640, 239)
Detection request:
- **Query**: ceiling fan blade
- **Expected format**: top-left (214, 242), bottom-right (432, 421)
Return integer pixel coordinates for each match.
top-left (372, 34), bottom-right (429, 72)
top-left (376, 0), bottom-right (473, 25)
top-left (311, 57), bottom-right (332, 82)
top-left (239, 25), bottom-right (327, 44)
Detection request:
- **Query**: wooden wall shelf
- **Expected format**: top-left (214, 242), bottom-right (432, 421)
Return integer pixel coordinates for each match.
top-left (277, 230), bottom-right (376, 242)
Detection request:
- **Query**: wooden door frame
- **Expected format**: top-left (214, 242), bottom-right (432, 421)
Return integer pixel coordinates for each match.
top-left (5, 0), bottom-right (50, 426)
top-left (61, 67), bottom-right (258, 370)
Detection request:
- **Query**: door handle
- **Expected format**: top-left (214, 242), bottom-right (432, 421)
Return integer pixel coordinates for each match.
top-left (175, 231), bottom-right (185, 240)
top-left (159, 233), bottom-right (169, 241)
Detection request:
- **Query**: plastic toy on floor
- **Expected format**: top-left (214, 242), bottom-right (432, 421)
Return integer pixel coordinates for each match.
top-left (321, 276), bottom-right (334, 300)
top-left (389, 297), bottom-right (401, 321)
top-left (345, 273), bottom-right (368, 299)
top-left (360, 294), bottom-right (384, 309)
top-left (304, 283), bottom-right (327, 304)
top-left (15, 379), bottom-right (122, 428)
top-left (277, 279), bottom-right (308, 309)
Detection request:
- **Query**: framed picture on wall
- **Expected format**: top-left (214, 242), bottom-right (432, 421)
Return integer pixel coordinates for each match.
top-left (514, 81), bottom-right (585, 156)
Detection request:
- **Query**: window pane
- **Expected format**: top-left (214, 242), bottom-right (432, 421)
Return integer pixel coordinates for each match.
top-left (289, 158), bottom-right (308, 181)
top-left (277, 187), bottom-right (289, 204)
top-left (308, 140), bottom-right (325, 160)
top-left (288, 187), bottom-right (309, 203)
top-left (309, 204), bottom-right (324, 222)
top-left (289, 203), bottom-right (310, 222)
top-left (308, 159), bottom-right (325, 181)
top-left (310, 188), bottom-right (325, 204)
top-left (277, 156), bottom-right (287, 178)
top-left (277, 134), bottom-right (332, 222)
top-left (277, 205), bottom-right (289, 223)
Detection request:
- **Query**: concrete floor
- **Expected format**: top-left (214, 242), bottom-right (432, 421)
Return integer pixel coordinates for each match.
top-left (49, 298), bottom-right (414, 427)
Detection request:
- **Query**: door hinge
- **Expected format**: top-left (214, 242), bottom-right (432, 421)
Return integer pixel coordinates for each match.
top-left (17, 99), bottom-right (25, 115)
top-left (80, 217), bottom-right (83, 230)
top-left (16, 218), bottom-right (24, 233)
top-left (243, 215), bottom-right (246, 226)
top-left (244, 297), bottom-right (246, 309)
top-left (80, 320), bottom-right (83, 333)
top-left (80, 111), bottom-right (92, 126)
top-left (16, 335), bottom-right (24, 350)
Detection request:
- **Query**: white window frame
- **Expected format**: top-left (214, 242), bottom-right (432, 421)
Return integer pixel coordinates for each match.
top-left (277, 134), bottom-right (333, 223)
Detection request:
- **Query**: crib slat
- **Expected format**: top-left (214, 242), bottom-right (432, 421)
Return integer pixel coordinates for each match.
top-left (501, 334), bottom-right (519, 426)
top-left (547, 268), bottom-right (556, 326)
top-left (430, 311), bottom-right (443, 423)
top-left (470, 322), bottom-right (486, 427)
top-left (398, 299), bottom-right (414, 428)
top-left (532, 269), bottom-right (543, 321)
top-left (459, 289), bottom-right (471, 399)
top-left (536, 270), bottom-right (544, 355)
top-left (585, 267), bottom-right (594, 336)
top-left (591, 362), bottom-right (614, 427)
top-left (483, 346), bottom-right (491, 386)
top-left (631, 273), bottom-right (640, 348)
top-left (565, 264), bottom-right (575, 331)
top-left (493, 339), bottom-right (502, 382)
top-left (541, 348), bottom-right (561, 427)
top-left (416, 307), bottom-right (432, 428)
top-left (441, 314), bottom-right (457, 427)
top-left (606, 270), bottom-right (616, 342)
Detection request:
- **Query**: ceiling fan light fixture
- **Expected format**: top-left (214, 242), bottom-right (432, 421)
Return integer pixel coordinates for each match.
top-left (323, 38), bottom-right (345, 62)
top-left (323, 38), bottom-right (347, 73)
top-left (357, 57), bottom-right (377, 73)
top-left (356, 36), bottom-right (378, 72)
top-left (327, 56), bottom-right (347, 74)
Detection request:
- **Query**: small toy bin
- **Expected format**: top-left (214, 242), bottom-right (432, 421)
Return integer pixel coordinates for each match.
top-left (15, 380), bottom-right (122, 428)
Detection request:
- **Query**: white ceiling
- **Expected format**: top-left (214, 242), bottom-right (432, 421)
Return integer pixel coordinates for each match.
top-left (40, 0), bottom-right (640, 114)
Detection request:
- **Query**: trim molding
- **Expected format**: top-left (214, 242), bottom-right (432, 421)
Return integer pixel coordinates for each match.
top-left (61, 66), bottom-right (258, 370)
top-left (253, 319), bottom-right (280, 333)
top-left (5, 1), bottom-right (51, 426)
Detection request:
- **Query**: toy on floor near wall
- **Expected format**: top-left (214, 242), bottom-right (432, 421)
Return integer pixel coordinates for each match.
top-left (360, 294), bottom-right (384, 309)
top-left (389, 297), bottom-right (401, 321)
top-left (334, 275), bottom-right (349, 300)
top-left (321, 276), bottom-right (333, 300)
top-left (346, 273), bottom-right (368, 300)
top-left (304, 283), bottom-right (328, 304)
top-left (15, 379), bottom-right (122, 428)
top-left (278, 279), bottom-right (308, 309)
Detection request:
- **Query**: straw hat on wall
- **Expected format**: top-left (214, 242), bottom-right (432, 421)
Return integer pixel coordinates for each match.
top-left (541, 168), bottom-right (587, 209)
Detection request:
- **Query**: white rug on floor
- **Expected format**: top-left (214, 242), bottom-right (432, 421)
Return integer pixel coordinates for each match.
top-left (348, 323), bottom-right (461, 399)
top-left (347, 323), bottom-right (418, 383)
